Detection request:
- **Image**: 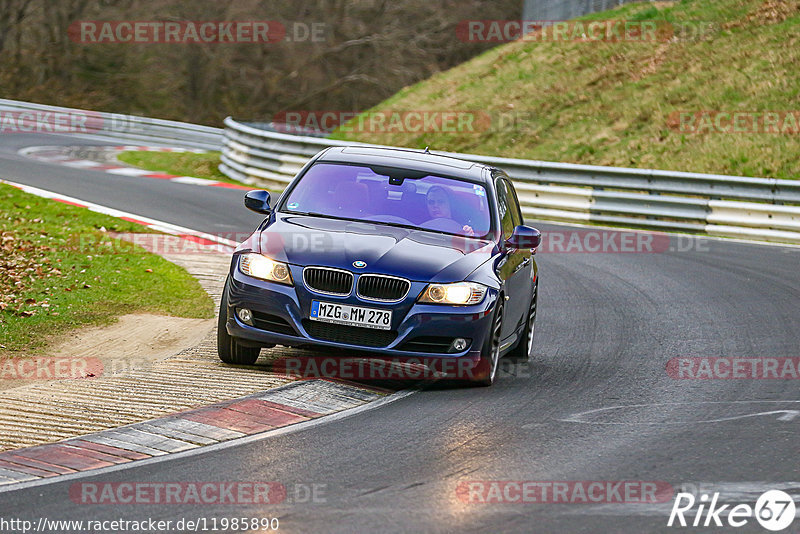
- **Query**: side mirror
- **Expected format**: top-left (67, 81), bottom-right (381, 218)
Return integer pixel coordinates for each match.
top-left (244, 190), bottom-right (271, 214)
top-left (507, 225), bottom-right (541, 250)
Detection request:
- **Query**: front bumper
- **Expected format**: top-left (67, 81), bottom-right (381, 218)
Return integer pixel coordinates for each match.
top-left (225, 260), bottom-right (498, 362)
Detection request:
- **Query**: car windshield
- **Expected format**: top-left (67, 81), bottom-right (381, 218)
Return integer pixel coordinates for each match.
top-left (280, 162), bottom-right (493, 238)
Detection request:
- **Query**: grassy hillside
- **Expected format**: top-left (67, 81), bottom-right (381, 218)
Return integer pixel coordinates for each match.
top-left (335, 0), bottom-right (800, 179)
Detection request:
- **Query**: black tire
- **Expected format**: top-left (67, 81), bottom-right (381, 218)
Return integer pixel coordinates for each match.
top-left (469, 301), bottom-right (503, 387)
top-left (217, 277), bottom-right (261, 365)
top-left (507, 281), bottom-right (537, 362)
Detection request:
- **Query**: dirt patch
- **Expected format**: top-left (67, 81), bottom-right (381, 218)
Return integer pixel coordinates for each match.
top-left (631, 43), bottom-right (670, 82)
top-left (0, 313), bottom-right (213, 391)
top-left (726, 0), bottom-right (800, 28)
top-left (750, 0), bottom-right (800, 24)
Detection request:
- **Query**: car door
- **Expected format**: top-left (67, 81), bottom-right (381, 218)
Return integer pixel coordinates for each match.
top-left (494, 175), bottom-right (531, 342)
top-left (504, 177), bottom-right (534, 324)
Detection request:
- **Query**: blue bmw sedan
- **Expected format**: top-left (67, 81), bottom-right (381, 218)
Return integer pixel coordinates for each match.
top-left (218, 146), bottom-right (540, 386)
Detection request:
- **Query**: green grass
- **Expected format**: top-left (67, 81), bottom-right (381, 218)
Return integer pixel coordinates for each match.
top-left (0, 183), bottom-right (213, 354)
top-left (116, 150), bottom-right (234, 182)
top-left (118, 150), bottom-right (283, 194)
top-left (334, 0), bottom-right (800, 179)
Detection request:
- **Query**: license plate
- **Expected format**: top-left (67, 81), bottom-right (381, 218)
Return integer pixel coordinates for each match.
top-left (310, 300), bottom-right (392, 330)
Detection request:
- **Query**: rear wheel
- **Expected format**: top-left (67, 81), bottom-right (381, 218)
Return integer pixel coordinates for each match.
top-left (507, 281), bottom-right (537, 362)
top-left (217, 277), bottom-right (261, 365)
top-left (469, 301), bottom-right (503, 387)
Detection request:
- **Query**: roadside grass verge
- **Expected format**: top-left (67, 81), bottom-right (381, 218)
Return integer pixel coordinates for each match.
top-left (117, 150), bottom-right (283, 193)
top-left (0, 183), bottom-right (213, 355)
top-left (334, 0), bottom-right (800, 179)
top-left (116, 150), bottom-right (233, 182)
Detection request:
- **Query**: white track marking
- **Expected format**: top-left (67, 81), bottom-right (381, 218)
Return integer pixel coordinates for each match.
top-left (0, 178), bottom-right (238, 248)
top-left (559, 400), bottom-right (800, 425)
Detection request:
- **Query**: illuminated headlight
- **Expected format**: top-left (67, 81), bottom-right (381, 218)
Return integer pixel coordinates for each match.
top-left (418, 282), bottom-right (486, 305)
top-left (239, 253), bottom-right (293, 286)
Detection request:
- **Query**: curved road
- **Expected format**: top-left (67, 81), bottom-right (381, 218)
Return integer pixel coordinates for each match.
top-left (1, 133), bottom-right (799, 533)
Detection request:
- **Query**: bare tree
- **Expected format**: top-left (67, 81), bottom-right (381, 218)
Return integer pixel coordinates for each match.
top-left (0, 0), bottom-right (521, 124)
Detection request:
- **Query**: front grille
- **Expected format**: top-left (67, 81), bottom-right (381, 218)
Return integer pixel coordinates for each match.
top-left (401, 336), bottom-right (465, 354)
top-left (302, 320), bottom-right (397, 348)
top-left (252, 311), bottom-right (297, 336)
top-left (303, 267), bottom-right (353, 296)
top-left (357, 274), bottom-right (410, 302)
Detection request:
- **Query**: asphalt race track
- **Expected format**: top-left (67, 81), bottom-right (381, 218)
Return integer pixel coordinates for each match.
top-left (1, 132), bottom-right (799, 533)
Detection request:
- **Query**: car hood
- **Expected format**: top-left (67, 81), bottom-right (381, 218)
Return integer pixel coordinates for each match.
top-left (241, 214), bottom-right (496, 282)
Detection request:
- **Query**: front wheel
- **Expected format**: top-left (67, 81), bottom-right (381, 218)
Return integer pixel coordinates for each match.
top-left (469, 301), bottom-right (503, 387)
top-left (217, 277), bottom-right (261, 365)
top-left (507, 281), bottom-right (537, 362)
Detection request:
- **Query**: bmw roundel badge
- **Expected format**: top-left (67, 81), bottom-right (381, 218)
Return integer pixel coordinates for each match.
top-left (353, 260), bottom-right (367, 269)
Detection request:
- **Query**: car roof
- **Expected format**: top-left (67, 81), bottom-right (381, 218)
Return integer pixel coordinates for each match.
top-left (316, 146), bottom-right (494, 183)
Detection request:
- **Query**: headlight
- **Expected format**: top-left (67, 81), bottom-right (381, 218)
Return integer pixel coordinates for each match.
top-left (239, 253), bottom-right (293, 286)
top-left (418, 282), bottom-right (486, 305)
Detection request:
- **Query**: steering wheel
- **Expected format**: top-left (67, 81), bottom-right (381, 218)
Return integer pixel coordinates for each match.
top-left (422, 217), bottom-right (464, 233)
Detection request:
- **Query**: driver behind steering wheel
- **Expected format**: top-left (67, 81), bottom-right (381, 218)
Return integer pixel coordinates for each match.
top-left (425, 185), bottom-right (474, 236)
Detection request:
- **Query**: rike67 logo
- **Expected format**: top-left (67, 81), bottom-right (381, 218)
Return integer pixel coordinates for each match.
top-left (668, 490), bottom-right (796, 531)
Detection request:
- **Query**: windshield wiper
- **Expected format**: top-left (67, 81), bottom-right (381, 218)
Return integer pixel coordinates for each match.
top-left (284, 210), bottom-right (486, 239)
top-left (285, 211), bottom-right (363, 224)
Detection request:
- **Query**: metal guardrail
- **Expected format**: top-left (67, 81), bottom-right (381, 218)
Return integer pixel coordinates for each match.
top-left (0, 98), bottom-right (223, 150)
top-left (3, 97), bottom-right (795, 244)
top-left (220, 117), bottom-right (800, 244)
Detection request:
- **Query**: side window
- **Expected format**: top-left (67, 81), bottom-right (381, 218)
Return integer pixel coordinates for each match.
top-left (495, 178), bottom-right (515, 241)
top-left (503, 178), bottom-right (524, 227)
